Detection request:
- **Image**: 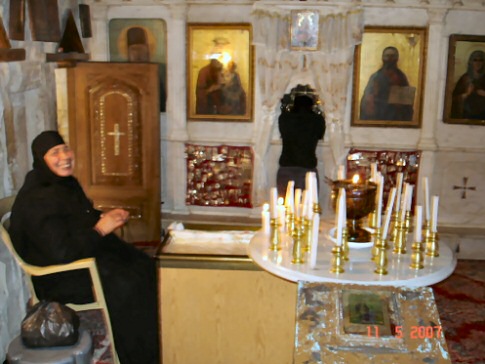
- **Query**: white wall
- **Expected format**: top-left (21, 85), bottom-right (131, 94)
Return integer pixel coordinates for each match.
top-left (84, 0), bottom-right (485, 229)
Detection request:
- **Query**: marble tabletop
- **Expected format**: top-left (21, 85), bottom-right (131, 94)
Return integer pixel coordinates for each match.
top-left (248, 220), bottom-right (457, 287)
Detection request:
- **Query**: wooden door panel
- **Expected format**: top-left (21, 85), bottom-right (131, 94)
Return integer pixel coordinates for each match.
top-left (67, 62), bottom-right (160, 242)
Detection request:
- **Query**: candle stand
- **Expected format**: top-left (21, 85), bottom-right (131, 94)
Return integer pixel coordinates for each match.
top-left (291, 220), bottom-right (305, 264)
top-left (269, 218), bottom-right (282, 251)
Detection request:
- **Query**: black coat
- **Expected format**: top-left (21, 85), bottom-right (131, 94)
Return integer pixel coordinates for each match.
top-left (278, 110), bottom-right (325, 169)
top-left (10, 169), bottom-right (159, 364)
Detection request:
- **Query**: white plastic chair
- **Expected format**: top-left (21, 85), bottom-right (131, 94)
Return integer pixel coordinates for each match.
top-left (0, 196), bottom-right (120, 364)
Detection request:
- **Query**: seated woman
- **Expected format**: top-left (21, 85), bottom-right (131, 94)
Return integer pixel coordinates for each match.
top-left (9, 131), bottom-right (159, 364)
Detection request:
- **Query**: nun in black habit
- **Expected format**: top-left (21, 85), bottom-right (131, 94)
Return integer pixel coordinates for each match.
top-left (9, 131), bottom-right (160, 364)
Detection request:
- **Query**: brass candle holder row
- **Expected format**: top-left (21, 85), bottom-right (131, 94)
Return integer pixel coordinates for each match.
top-left (370, 210), bottom-right (439, 276)
top-left (268, 206), bottom-right (439, 277)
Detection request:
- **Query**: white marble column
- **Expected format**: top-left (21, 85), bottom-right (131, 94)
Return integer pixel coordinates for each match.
top-left (165, 3), bottom-right (189, 214)
top-left (417, 8), bottom-right (447, 203)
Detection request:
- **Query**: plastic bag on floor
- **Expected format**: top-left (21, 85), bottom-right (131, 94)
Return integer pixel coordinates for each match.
top-left (21, 300), bottom-right (80, 348)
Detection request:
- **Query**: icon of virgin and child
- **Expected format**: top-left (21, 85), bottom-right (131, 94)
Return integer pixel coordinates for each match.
top-left (195, 38), bottom-right (247, 116)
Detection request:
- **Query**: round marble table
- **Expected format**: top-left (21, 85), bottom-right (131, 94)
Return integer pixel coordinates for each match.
top-left (248, 221), bottom-right (456, 287)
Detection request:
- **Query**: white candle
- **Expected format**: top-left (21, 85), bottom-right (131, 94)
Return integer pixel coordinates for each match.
top-left (414, 205), bottom-right (423, 242)
top-left (337, 165), bottom-right (345, 180)
top-left (382, 187), bottom-right (397, 240)
top-left (277, 197), bottom-right (286, 231)
top-left (285, 180), bottom-right (295, 213)
top-left (370, 162), bottom-right (378, 182)
top-left (294, 188), bottom-right (302, 218)
top-left (431, 195), bottom-right (439, 232)
top-left (423, 177), bottom-right (430, 222)
top-left (261, 203), bottom-right (270, 235)
top-left (406, 185), bottom-right (414, 211)
top-left (309, 213), bottom-right (320, 269)
top-left (395, 172), bottom-right (404, 212)
top-left (400, 183), bottom-right (408, 221)
top-left (270, 187), bottom-right (278, 218)
top-left (311, 172), bottom-right (318, 206)
top-left (301, 190), bottom-right (309, 219)
top-left (335, 188), bottom-right (346, 246)
top-left (305, 172), bottom-right (312, 193)
top-left (376, 174), bottom-right (384, 228)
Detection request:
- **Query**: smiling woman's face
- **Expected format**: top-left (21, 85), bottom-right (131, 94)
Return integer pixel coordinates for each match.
top-left (43, 144), bottom-right (75, 177)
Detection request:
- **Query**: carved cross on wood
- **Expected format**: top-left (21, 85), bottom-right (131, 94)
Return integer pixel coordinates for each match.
top-left (107, 123), bottom-right (125, 156)
top-left (452, 177), bottom-right (476, 199)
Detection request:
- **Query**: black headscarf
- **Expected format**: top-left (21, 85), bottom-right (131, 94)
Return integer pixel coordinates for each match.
top-left (28, 130), bottom-right (75, 186)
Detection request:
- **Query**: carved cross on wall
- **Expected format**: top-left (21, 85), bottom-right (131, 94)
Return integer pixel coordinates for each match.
top-left (452, 177), bottom-right (476, 199)
top-left (107, 123), bottom-right (125, 156)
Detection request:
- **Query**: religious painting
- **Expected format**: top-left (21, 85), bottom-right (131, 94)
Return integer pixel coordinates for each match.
top-left (443, 34), bottom-right (485, 126)
top-left (185, 144), bottom-right (253, 208)
top-left (342, 289), bottom-right (393, 337)
top-left (351, 27), bottom-right (427, 128)
top-left (290, 10), bottom-right (319, 51)
top-left (108, 19), bottom-right (167, 112)
top-left (187, 24), bottom-right (253, 122)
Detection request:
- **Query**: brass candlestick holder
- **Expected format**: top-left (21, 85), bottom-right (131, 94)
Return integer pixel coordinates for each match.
top-left (371, 228), bottom-right (382, 262)
top-left (330, 179), bottom-right (377, 243)
top-left (388, 210), bottom-right (398, 248)
top-left (313, 202), bottom-right (321, 215)
top-left (302, 217), bottom-right (312, 252)
top-left (426, 231), bottom-right (439, 257)
top-left (291, 219), bottom-right (305, 264)
top-left (374, 231), bottom-right (388, 275)
top-left (269, 218), bottom-right (282, 251)
top-left (285, 209), bottom-right (295, 236)
top-left (410, 239), bottom-right (425, 269)
top-left (392, 212), bottom-right (407, 255)
top-left (342, 227), bottom-right (349, 261)
top-left (330, 243), bottom-right (345, 274)
top-left (368, 210), bottom-right (377, 230)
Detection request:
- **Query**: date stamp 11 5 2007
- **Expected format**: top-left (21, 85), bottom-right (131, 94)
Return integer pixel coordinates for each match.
top-left (367, 325), bottom-right (442, 339)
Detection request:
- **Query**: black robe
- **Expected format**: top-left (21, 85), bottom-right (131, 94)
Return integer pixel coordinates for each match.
top-left (9, 169), bottom-right (159, 364)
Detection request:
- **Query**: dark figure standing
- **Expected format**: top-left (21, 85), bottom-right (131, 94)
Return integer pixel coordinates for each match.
top-left (277, 95), bottom-right (326, 196)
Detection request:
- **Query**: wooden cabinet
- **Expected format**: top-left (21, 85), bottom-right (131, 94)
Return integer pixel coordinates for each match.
top-left (159, 262), bottom-right (297, 364)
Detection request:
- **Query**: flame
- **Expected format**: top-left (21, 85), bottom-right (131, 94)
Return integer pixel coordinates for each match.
top-left (352, 174), bottom-right (360, 184)
top-left (278, 197), bottom-right (284, 206)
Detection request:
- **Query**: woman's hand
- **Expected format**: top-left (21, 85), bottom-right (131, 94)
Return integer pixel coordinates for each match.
top-left (94, 209), bottom-right (130, 236)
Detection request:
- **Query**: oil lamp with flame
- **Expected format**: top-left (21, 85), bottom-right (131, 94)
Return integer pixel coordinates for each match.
top-left (331, 174), bottom-right (377, 243)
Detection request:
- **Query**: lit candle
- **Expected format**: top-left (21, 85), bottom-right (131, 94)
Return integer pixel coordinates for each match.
top-left (431, 195), bottom-right (439, 233)
top-left (423, 177), bottom-right (430, 222)
top-left (395, 172), bottom-right (404, 212)
top-left (285, 181), bottom-right (295, 213)
top-left (294, 188), bottom-right (302, 219)
top-left (337, 165), bottom-right (345, 180)
top-left (261, 203), bottom-right (270, 235)
top-left (335, 188), bottom-right (346, 246)
top-left (382, 187), bottom-right (397, 240)
top-left (414, 205), bottom-right (423, 242)
top-left (376, 174), bottom-right (384, 228)
top-left (352, 174), bottom-right (360, 184)
top-left (309, 212), bottom-right (320, 269)
top-left (270, 187), bottom-right (278, 219)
